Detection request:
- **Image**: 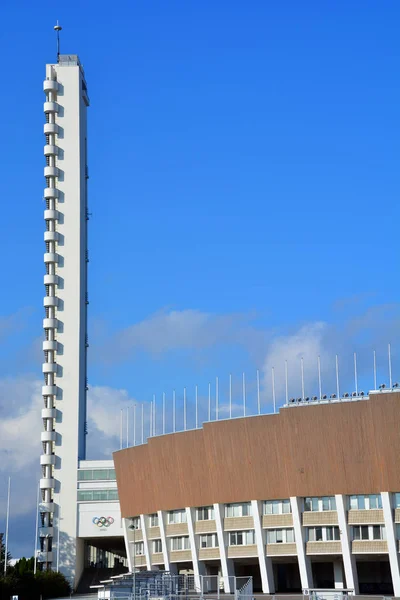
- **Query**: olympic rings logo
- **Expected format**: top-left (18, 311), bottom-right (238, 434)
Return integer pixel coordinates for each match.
top-left (93, 516), bottom-right (114, 528)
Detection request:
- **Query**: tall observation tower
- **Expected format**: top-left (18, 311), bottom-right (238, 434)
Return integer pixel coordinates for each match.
top-left (40, 35), bottom-right (90, 577)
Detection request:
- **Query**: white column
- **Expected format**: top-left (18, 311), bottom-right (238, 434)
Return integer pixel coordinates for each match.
top-left (335, 494), bottom-right (359, 593)
top-left (158, 510), bottom-right (178, 574)
top-left (140, 514), bottom-right (152, 571)
top-left (382, 492), bottom-right (400, 596)
top-left (122, 518), bottom-right (133, 573)
top-left (333, 560), bottom-right (344, 589)
top-left (251, 500), bottom-right (275, 593)
top-left (186, 507), bottom-right (205, 590)
top-left (290, 496), bottom-right (313, 591)
top-left (214, 503), bottom-right (235, 593)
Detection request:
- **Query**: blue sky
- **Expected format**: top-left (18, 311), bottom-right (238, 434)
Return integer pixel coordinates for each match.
top-left (0, 0), bottom-right (399, 556)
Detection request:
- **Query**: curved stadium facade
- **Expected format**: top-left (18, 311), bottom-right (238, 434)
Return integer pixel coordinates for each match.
top-left (114, 390), bottom-right (400, 596)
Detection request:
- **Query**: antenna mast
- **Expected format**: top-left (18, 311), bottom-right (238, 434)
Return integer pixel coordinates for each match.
top-left (54, 21), bottom-right (62, 62)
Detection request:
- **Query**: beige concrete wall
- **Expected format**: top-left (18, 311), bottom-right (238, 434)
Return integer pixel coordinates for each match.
top-left (306, 541), bottom-right (342, 554)
top-left (166, 522), bottom-right (189, 536)
top-left (227, 544), bottom-right (257, 558)
top-left (147, 526), bottom-right (161, 539)
top-left (303, 511), bottom-right (338, 526)
top-left (348, 509), bottom-right (384, 524)
top-left (151, 552), bottom-right (164, 565)
top-left (195, 520), bottom-right (217, 534)
top-left (266, 543), bottom-right (297, 556)
top-left (198, 547), bottom-right (220, 560)
top-left (262, 514), bottom-right (293, 528)
top-left (224, 516), bottom-right (254, 531)
top-left (170, 550), bottom-right (192, 562)
top-left (352, 540), bottom-right (388, 553)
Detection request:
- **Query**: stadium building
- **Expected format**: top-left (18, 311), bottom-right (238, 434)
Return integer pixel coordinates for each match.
top-left (37, 44), bottom-right (400, 596)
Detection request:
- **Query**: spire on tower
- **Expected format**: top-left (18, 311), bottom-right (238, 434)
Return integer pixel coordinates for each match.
top-left (54, 21), bottom-right (62, 62)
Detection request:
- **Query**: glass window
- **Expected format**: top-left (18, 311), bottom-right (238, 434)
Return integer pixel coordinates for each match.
top-left (149, 514), bottom-right (159, 527)
top-left (77, 489), bottom-right (119, 502)
top-left (373, 526), bottom-right (386, 540)
top-left (369, 494), bottom-right (382, 509)
top-left (130, 517), bottom-right (140, 530)
top-left (93, 490), bottom-right (108, 501)
top-left (305, 498), bottom-right (319, 511)
top-left (361, 526), bottom-right (369, 540)
top-left (197, 506), bottom-right (215, 521)
top-left (326, 526), bottom-right (340, 541)
top-left (229, 530), bottom-right (255, 546)
top-left (267, 530), bottom-right (276, 544)
top-left (396, 524), bottom-right (400, 539)
top-left (168, 510), bottom-right (187, 524)
top-left (134, 542), bottom-right (144, 556)
top-left (322, 497), bottom-right (336, 511)
top-left (286, 528), bottom-right (295, 543)
top-left (200, 534), bottom-right (217, 548)
top-left (350, 495), bottom-right (365, 510)
top-left (264, 500), bottom-right (291, 515)
top-left (395, 494), bottom-right (400, 509)
top-left (276, 529), bottom-right (283, 543)
top-left (78, 469), bottom-right (116, 481)
top-left (226, 503), bottom-right (252, 517)
top-left (170, 536), bottom-right (190, 551)
top-left (152, 539), bottom-right (162, 553)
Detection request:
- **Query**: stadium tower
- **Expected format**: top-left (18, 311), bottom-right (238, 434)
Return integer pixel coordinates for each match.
top-left (40, 46), bottom-right (89, 579)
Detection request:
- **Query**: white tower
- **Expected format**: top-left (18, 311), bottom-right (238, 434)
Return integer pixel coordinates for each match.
top-left (40, 42), bottom-right (89, 584)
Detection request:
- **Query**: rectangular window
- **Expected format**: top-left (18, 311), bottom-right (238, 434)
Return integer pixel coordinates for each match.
top-left (134, 542), bottom-right (144, 556)
top-left (267, 530), bottom-right (276, 544)
top-left (77, 489), bottom-right (119, 502)
top-left (170, 536), bottom-right (190, 551)
top-left (268, 529), bottom-right (295, 543)
top-left (350, 495), bottom-right (365, 510)
top-left (226, 503), bottom-right (252, 518)
top-left (152, 539), bottom-right (162, 553)
top-left (326, 527), bottom-right (340, 541)
top-left (373, 526), bottom-right (386, 540)
top-left (286, 528), bottom-right (295, 543)
top-left (149, 514), bottom-right (159, 527)
top-left (369, 494), bottom-right (382, 509)
top-left (304, 498), bottom-right (319, 511)
top-left (229, 530), bottom-right (255, 546)
top-left (264, 500), bottom-right (291, 515)
top-left (197, 506), bottom-right (215, 521)
top-left (395, 494), bottom-right (400, 509)
top-left (78, 469), bottom-right (116, 481)
top-left (130, 517), bottom-right (140, 530)
top-left (200, 534), bottom-right (218, 548)
top-left (168, 510), bottom-right (187, 524)
top-left (308, 527), bottom-right (323, 541)
top-left (361, 526), bottom-right (369, 540)
top-left (322, 497), bottom-right (336, 511)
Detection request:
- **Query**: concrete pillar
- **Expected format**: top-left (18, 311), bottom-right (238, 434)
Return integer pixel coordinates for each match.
top-left (140, 514), bottom-right (152, 571)
top-left (158, 510), bottom-right (178, 574)
top-left (382, 492), bottom-right (400, 597)
top-left (186, 507), bottom-right (206, 590)
top-left (122, 518), bottom-right (133, 572)
top-left (214, 503), bottom-right (235, 593)
top-left (251, 500), bottom-right (275, 592)
top-left (290, 496), bottom-right (313, 591)
top-left (335, 494), bottom-right (359, 593)
top-left (334, 560), bottom-right (344, 589)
